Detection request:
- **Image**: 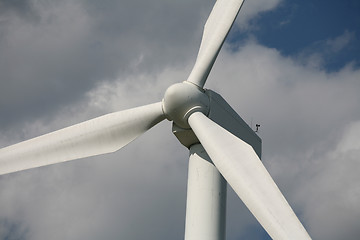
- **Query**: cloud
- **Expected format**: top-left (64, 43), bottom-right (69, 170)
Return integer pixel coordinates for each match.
top-left (295, 30), bottom-right (357, 69)
top-left (326, 30), bottom-right (356, 53)
top-left (297, 121), bottom-right (360, 240)
top-left (0, 0), bottom-right (205, 128)
top-left (236, 0), bottom-right (282, 29)
top-left (335, 121), bottom-right (360, 153)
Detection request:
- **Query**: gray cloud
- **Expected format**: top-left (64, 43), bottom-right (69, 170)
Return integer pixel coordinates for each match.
top-left (295, 30), bottom-right (357, 69)
top-left (0, 0), bottom-right (209, 128)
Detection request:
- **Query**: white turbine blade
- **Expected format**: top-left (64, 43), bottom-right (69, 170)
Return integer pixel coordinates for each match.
top-left (0, 102), bottom-right (165, 175)
top-left (188, 112), bottom-right (311, 240)
top-left (186, 0), bottom-right (244, 88)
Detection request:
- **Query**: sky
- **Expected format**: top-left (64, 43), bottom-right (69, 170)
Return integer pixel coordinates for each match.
top-left (0, 0), bottom-right (360, 239)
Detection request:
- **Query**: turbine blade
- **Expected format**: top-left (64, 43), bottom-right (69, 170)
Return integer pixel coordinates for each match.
top-left (0, 102), bottom-right (165, 175)
top-left (186, 0), bottom-right (244, 88)
top-left (188, 112), bottom-right (311, 240)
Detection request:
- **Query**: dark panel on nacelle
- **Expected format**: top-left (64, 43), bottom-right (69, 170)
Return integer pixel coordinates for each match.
top-left (205, 90), bottom-right (262, 159)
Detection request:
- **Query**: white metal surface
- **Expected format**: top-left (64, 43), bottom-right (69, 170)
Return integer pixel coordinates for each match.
top-left (186, 0), bottom-right (244, 88)
top-left (0, 102), bottom-right (165, 175)
top-left (162, 82), bottom-right (209, 129)
top-left (185, 144), bottom-right (226, 240)
top-left (205, 89), bottom-right (262, 158)
top-left (188, 112), bottom-right (311, 240)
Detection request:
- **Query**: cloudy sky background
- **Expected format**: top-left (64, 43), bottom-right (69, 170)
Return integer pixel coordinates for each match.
top-left (1, 0), bottom-right (360, 239)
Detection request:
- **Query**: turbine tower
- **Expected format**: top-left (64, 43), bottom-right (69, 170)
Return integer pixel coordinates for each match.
top-left (0, 0), bottom-right (311, 239)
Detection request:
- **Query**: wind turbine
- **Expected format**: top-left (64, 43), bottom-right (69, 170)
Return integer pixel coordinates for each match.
top-left (0, 0), bottom-right (311, 239)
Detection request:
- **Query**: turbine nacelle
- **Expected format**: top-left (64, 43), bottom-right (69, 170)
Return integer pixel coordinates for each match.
top-left (162, 81), bottom-right (209, 129)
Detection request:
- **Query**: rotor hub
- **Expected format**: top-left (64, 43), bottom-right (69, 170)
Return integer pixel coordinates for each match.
top-left (162, 81), bottom-right (209, 129)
